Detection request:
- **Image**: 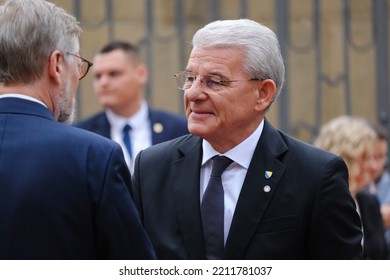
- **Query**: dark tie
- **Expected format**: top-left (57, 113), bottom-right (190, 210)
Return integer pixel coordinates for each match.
top-left (201, 155), bottom-right (233, 260)
top-left (122, 124), bottom-right (132, 159)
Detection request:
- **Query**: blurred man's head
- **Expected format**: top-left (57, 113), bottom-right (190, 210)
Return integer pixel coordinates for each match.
top-left (92, 41), bottom-right (148, 117)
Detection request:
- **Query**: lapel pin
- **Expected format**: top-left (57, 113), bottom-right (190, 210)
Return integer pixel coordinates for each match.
top-left (265, 171), bottom-right (273, 179)
top-left (263, 185), bottom-right (271, 193)
top-left (153, 123), bottom-right (164, 133)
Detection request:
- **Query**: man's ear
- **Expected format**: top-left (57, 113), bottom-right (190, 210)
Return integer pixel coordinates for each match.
top-left (255, 79), bottom-right (277, 111)
top-left (135, 63), bottom-right (148, 84)
top-left (48, 50), bottom-right (64, 84)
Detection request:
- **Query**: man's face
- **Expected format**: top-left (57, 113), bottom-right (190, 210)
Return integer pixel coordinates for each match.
top-left (92, 49), bottom-right (147, 115)
top-left (183, 46), bottom-right (269, 152)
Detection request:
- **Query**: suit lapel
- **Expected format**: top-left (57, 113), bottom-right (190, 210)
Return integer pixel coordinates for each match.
top-left (224, 120), bottom-right (288, 259)
top-left (171, 136), bottom-right (205, 259)
top-left (96, 113), bottom-right (111, 138)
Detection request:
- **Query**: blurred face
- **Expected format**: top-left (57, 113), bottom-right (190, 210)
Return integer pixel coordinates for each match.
top-left (371, 138), bottom-right (388, 181)
top-left (184, 46), bottom-right (274, 152)
top-left (353, 141), bottom-right (377, 192)
top-left (92, 49), bottom-right (147, 116)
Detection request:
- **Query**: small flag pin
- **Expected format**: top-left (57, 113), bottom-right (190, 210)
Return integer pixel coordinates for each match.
top-left (265, 171), bottom-right (273, 179)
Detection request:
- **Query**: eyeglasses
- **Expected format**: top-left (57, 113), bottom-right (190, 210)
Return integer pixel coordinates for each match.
top-left (174, 71), bottom-right (260, 93)
top-left (66, 52), bottom-right (93, 80)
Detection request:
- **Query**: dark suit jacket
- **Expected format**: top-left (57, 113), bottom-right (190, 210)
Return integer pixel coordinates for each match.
top-left (0, 97), bottom-right (156, 260)
top-left (132, 119), bottom-right (363, 259)
top-left (73, 108), bottom-right (188, 144)
top-left (357, 190), bottom-right (388, 259)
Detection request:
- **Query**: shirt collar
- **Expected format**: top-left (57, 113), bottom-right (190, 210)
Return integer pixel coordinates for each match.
top-left (202, 119), bottom-right (264, 169)
top-left (106, 100), bottom-right (149, 130)
top-left (0, 93), bottom-right (47, 108)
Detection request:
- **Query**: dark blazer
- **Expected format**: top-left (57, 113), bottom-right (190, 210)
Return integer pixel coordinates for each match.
top-left (73, 108), bottom-right (188, 144)
top-left (132, 119), bottom-right (363, 260)
top-left (357, 190), bottom-right (388, 259)
top-left (0, 97), bottom-right (156, 260)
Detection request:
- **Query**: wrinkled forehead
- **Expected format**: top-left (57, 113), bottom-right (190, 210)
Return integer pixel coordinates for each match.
top-left (186, 46), bottom-right (246, 76)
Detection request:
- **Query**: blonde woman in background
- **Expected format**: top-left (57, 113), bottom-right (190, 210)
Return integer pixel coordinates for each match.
top-left (314, 115), bottom-right (388, 259)
top-left (366, 121), bottom-right (390, 258)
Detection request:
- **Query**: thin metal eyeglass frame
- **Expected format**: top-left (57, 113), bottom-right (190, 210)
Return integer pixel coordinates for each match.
top-left (66, 52), bottom-right (93, 80)
top-left (173, 71), bottom-right (260, 92)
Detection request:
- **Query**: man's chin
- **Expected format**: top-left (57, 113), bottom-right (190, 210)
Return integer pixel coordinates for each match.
top-left (188, 123), bottom-right (208, 138)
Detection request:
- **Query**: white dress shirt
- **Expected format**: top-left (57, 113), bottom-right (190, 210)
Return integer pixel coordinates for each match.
top-left (106, 100), bottom-right (152, 173)
top-left (200, 120), bottom-right (264, 244)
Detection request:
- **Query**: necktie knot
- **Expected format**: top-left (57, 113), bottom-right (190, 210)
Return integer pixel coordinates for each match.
top-left (210, 156), bottom-right (233, 177)
top-left (123, 124), bottom-right (131, 134)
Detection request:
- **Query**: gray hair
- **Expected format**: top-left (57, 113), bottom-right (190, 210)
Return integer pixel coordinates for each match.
top-left (0, 0), bottom-right (82, 84)
top-left (192, 19), bottom-right (285, 100)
